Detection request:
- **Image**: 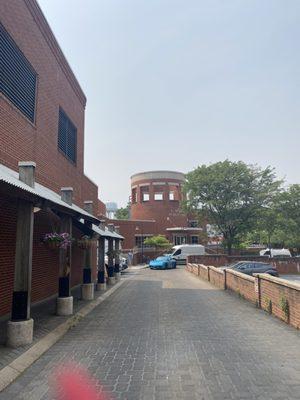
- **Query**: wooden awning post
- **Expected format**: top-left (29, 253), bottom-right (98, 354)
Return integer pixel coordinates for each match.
top-left (114, 226), bottom-right (121, 281)
top-left (82, 201), bottom-right (94, 300)
top-left (7, 162), bottom-right (36, 347)
top-left (96, 220), bottom-right (106, 291)
top-left (56, 188), bottom-right (74, 316)
top-left (107, 223), bottom-right (115, 285)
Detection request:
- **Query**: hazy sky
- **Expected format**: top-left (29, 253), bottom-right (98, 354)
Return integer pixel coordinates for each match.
top-left (38, 0), bottom-right (300, 207)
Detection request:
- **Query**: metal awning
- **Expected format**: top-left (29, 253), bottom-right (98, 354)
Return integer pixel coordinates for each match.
top-left (0, 163), bottom-right (99, 224)
top-left (92, 224), bottom-right (124, 240)
top-left (76, 219), bottom-right (124, 240)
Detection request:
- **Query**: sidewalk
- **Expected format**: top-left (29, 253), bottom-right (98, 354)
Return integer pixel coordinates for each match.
top-left (0, 286), bottom-right (85, 369)
top-left (0, 268), bottom-right (137, 377)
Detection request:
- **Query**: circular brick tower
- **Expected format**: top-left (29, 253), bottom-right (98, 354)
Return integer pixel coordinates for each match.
top-left (130, 171), bottom-right (188, 234)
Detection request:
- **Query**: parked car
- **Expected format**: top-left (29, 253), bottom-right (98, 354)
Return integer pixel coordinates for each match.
top-left (170, 244), bottom-right (205, 264)
top-left (104, 255), bottom-right (128, 271)
top-left (259, 248), bottom-right (291, 258)
top-left (224, 261), bottom-right (279, 277)
top-left (120, 256), bottom-right (128, 271)
top-left (149, 255), bottom-right (177, 270)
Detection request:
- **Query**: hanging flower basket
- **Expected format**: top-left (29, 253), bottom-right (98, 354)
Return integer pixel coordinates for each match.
top-left (47, 240), bottom-right (60, 249)
top-left (43, 233), bottom-right (72, 250)
top-left (77, 235), bottom-right (93, 249)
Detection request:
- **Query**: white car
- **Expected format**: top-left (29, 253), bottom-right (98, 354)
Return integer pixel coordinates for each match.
top-left (170, 244), bottom-right (205, 264)
top-left (104, 255), bottom-right (128, 271)
top-left (259, 248), bottom-right (292, 258)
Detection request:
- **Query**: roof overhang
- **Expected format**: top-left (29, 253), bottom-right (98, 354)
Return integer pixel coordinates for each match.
top-left (0, 163), bottom-right (99, 224)
top-left (166, 227), bottom-right (203, 232)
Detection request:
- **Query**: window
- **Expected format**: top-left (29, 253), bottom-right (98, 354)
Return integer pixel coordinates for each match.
top-left (174, 236), bottom-right (187, 245)
top-left (0, 23), bottom-right (37, 122)
top-left (58, 108), bottom-right (77, 163)
top-left (169, 191), bottom-right (175, 200)
top-left (173, 249), bottom-right (181, 256)
top-left (131, 188), bottom-right (137, 203)
top-left (154, 193), bottom-right (163, 201)
top-left (189, 220), bottom-right (198, 227)
top-left (191, 236), bottom-right (199, 244)
top-left (135, 235), bottom-right (152, 248)
top-left (143, 193), bottom-right (149, 201)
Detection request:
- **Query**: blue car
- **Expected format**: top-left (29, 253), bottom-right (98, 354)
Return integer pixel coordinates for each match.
top-left (149, 255), bottom-right (177, 270)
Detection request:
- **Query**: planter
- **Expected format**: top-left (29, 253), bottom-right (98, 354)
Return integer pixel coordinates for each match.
top-left (43, 233), bottom-right (72, 249)
top-left (46, 241), bottom-right (61, 250)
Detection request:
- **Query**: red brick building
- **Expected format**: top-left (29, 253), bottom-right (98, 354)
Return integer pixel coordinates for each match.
top-left (114, 171), bottom-right (203, 258)
top-left (0, 0), bottom-right (122, 339)
top-left (0, 0), bottom-right (98, 207)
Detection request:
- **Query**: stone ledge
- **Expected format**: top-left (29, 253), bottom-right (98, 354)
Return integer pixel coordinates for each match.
top-left (254, 273), bottom-right (300, 291)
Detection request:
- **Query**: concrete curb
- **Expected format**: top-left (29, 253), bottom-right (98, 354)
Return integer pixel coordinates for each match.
top-left (0, 279), bottom-right (125, 392)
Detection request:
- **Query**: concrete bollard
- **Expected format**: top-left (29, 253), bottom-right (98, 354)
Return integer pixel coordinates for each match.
top-left (7, 318), bottom-right (34, 348)
top-left (115, 272), bottom-right (121, 282)
top-left (96, 282), bottom-right (106, 291)
top-left (81, 283), bottom-right (94, 300)
top-left (57, 296), bottom-right (73, 316)
top-left (108, 276), bottom-right (115, 285)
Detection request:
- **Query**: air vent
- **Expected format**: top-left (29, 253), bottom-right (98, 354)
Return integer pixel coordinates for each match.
top-left (58, 108), bottom-right (77, 163)
top-left (0, 23), bottom-right (37, 122)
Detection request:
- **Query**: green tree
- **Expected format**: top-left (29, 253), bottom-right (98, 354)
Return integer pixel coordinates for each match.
top-left (143, 235), bottom-right (172, 250)
top-left (183, 160), bottom-right (281, 254)
top-left (277, 184), bottom-right (300, 251)
top-left (115, 203), bottom-right (130, 220)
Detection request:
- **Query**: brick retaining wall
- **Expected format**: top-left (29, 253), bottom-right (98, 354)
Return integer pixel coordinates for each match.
top-left (208, 266), bottom-right (225, 289)
top-left (225, 270), bottom-right (257, 304)
top-left (186, 263), bottom-right (300, 329)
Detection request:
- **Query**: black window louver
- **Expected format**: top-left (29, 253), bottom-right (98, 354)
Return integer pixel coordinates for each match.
top-left (58, 108), bottom-right (77, 163)
top-left (0, 23), bottom-right (37, 122)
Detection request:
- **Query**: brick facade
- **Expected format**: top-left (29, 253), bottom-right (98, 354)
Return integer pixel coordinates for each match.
top-left (0, 0), bottom-right (101, 317)
top-left (130, 171), bottom-right (188, 235)
top-left (110, 171), bottom-right (202, 252)
top-left (0, 0), bottom-right (99, 211)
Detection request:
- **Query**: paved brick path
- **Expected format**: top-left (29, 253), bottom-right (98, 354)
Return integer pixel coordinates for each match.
top-left (1, 267), bottom-right (300, 400)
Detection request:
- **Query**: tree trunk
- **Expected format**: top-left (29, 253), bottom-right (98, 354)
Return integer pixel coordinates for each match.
top-left (227, 241), bottom-right (232, 256)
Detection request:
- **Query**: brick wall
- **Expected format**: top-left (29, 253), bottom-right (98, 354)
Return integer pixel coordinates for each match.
top-left (0, 197), bottom-right (17, 316)
top-left (199, 264), bottom-right (209, 281)
top-left (0, 0), bottom-right (98, 208)
top-left (31, 210), bottom-right (60, 304)
top-left (0, 195), bottom-right (94, 318)
top-left (0, 0), bottom-right (100, 317)
top-left (186, 263), bottom-right (300, 329)
top-left (108, 219), bottom-right (156, 250)
top-left (70, 226), bottom-right (85, 288)
top-left (188, 255), bottom-right (300, 274)
top-left (208, 266), bottom-right (225, 289)
top-left (225, 270), bottom-right (256, 304)
top-left (260, 276), bottom-right (300, 328)
top-left (97, 199), bottom-right (106, 217)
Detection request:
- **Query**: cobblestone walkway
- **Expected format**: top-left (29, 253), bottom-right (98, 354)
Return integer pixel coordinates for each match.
top-left (1, 267), bottom-right (300, 400)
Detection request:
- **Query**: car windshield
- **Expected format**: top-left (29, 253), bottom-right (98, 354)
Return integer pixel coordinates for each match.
top-left (156, 256), bottom-right (167, 261)
top-left (227, 262), bottom-right (246, 269)
top-left (254, 263), bottom-right (273, 268)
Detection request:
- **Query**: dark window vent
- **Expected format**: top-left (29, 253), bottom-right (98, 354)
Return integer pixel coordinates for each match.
top-left (58, 108), bottom-right (77, 163)
top-left (0, 23), bottom-right (37, 122)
